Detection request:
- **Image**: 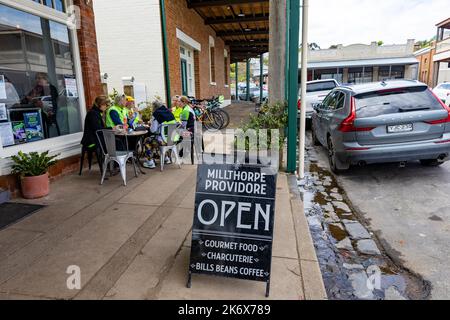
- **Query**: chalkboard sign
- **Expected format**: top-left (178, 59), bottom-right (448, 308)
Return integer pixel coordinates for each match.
top-left (188, 163), bottom-right (277, 297)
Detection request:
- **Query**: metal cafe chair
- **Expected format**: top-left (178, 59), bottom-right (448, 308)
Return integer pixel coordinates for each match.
top-left (159, 123), bottom-right (182, 172)
top-left (96, 129), bottom-right (138, 186)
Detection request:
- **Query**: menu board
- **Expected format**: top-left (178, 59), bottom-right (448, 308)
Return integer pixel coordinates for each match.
top-left (24, 111), bottom-right (44, 142)
top-left (189, 163), bottom-right (277, 294)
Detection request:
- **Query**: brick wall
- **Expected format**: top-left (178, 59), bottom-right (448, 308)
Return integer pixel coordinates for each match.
top-left (416, 47), bottom-right (436, 87)
top-left (73, 0), bottom-right (103, 108)
top-left (164, 0), bottom-right (231, 100)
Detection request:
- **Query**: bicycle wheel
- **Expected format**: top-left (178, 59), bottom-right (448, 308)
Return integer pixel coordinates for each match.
top-left (215, 109), bottom-right (230, 129)
top-left (202, 111), bottom-right (217, 130)
top-left (210, 110), bottom-right (224, 130)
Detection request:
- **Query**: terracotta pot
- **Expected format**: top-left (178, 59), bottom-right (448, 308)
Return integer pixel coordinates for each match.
top-left (20, 172), bottom-right (50, 199)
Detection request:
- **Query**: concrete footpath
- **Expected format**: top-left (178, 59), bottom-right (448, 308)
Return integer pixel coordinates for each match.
top-left (0, 154), bottom-right (325, 299)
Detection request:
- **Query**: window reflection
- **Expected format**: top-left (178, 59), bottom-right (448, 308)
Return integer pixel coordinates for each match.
top-left (0, 3), bottom-right (81, 147)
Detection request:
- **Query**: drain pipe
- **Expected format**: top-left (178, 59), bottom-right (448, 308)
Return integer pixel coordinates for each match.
top-left (159, 0), bottom-right (172, 108)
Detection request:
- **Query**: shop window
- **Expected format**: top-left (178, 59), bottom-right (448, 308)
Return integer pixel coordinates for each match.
top-left (378, 66), bottom-right (405, 81)
top-left (209, 45), bottom-right (216, 84)
top-left (124, 85), bottom-right (134, 98)
top-left (348, 67), bottom-right (373, 84)
top-left (0, 3), bottom-right (82, 148)
top-left (312, 68), bottom-right (343, 83)
top-left (31, 0), bottom-right (65, 12)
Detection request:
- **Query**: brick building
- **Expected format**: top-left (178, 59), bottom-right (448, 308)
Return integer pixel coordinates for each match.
top-left (415, 45), bottom-right (436, 87)
top-left (0, 0), bottom-right (102, 196)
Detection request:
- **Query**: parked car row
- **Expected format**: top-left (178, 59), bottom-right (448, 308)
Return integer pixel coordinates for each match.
top-left (433, 82), bottom-right (450, 106)
top-left (309, 80), bottom-right (450, 173)
top-left (298, 79), bottom-right (340, 120)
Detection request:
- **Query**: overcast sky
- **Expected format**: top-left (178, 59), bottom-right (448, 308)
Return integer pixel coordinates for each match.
top-left (308, 0), bottom-right (450, 49)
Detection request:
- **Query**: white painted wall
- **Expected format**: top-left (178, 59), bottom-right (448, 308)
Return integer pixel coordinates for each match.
top-left (93, 0), bottom-right (166, 104)
top-left (438, 62), bottom-right (450, 84)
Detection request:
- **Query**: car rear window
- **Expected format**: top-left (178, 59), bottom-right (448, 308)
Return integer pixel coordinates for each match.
top-left (438, 83), bottom-right (450, 90)
top-left (306, 81), bottom-right (337, 93)
top-left (354, 86), bottom-right (443, 118)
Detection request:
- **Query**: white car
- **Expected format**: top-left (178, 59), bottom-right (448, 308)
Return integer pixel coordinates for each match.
top-left (298, 79), bottom-right (340, 120)
top-left (433, 83), bottom-right (450, 105)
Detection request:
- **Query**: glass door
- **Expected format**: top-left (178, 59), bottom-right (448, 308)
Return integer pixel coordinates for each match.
top-left (181, 59), bottom-right (188, 96)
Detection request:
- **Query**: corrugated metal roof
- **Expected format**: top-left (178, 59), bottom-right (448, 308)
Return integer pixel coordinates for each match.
top-left (304, 57), bottom-right (419, 69)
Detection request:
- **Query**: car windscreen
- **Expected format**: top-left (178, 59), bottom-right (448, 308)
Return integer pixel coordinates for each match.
top-left (354, 86), bottom-right (443, 118)
top-left (438, 83), bottom-right (450, 90)
top-left (306, 81), bottom-right (337, 93)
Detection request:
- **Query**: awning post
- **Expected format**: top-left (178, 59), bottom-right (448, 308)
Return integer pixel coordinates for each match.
top-left (287, 0), bottom-right (300, 173)
top-left (298, 0), bottom-right (308, 178)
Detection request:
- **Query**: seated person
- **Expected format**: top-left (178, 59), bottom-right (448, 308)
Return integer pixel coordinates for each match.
top-left (105, 94), bottom-right (128, 129)
top-left (125, 96), bottom-right (143, 128)
top-left (142, 100), bottom-right (178, 169)
top-left (81, 96), bottom-right (109, 161)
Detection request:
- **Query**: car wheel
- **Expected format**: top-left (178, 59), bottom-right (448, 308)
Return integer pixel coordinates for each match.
top-left (327, 137), bottom-right (347, 174)
top-left (420, 159), bottom-right (444, 167)
top-left (311, 123), bottom-right (320, 146)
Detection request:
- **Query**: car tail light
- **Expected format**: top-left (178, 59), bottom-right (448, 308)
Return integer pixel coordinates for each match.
top-left (339, 97), bottom-right (375, 132)
top-left (425, 89), bottom-right (450, 125)
top-left (297, 99), bottom-right (301, 110)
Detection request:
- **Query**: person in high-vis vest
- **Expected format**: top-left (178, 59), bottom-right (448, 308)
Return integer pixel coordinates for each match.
top-left (142, 100), bottom-right (178, 169)
top-left (171, 95), bottom-right (183, 123)
top-left (179, 96), bottom-right (196, 132)
top-left (105, 94), bottom-right (128, 129)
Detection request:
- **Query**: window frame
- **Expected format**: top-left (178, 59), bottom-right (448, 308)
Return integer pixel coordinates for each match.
top-left (0, 0), bottom-right (87, 161)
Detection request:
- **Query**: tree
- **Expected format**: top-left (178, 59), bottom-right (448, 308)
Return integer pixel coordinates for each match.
top-left (377, 41), bottom-right (384, 46)
top-left (329, 44), bottom-right (338, 49)
top-left (308, 42), bottom-right (321, 50)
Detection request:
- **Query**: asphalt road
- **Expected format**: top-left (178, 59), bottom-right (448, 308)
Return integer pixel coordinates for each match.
top-left (310, 134), bottom-right (450, 299)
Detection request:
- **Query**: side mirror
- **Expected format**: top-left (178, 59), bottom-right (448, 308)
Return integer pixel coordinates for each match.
top-left (312, 103), bottom-right (322, 111)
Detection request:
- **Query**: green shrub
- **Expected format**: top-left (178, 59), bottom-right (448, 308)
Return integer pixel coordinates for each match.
top-left (239, 101), bottom-right (288, 150)
top-left (11, 151), bottom-right (59, 177)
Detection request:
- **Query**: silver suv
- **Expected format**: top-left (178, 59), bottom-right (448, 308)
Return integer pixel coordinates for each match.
top-left (311, 80), bottom-right (450, 173)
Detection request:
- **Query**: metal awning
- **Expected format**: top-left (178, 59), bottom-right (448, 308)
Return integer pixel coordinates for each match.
top-left (304, 57), bottom-right (419, 69)
top-left (186, 0), bottom-right (270, 62)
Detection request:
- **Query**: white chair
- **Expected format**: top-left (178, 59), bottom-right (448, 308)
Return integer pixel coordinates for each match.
top-left (159, 123), bottom-right (182, 172)
top-left (96, 130), bottom-right (138, 186)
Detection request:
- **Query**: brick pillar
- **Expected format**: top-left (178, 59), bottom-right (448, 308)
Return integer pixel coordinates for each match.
top-left (73, 0), bottom-right (102, 108)
top-left (194, 50), bottom-right (201, 98)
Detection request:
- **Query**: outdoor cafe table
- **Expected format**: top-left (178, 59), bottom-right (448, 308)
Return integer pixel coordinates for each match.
top-left (113, 128), bottom-right (149, 175)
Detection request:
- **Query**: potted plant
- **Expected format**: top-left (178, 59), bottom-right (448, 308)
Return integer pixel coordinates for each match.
top-left (11, 151), bottom-right (59, 199)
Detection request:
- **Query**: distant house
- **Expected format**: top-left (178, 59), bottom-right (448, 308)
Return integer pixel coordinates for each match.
top-left (433, 17), bottom-right (450, 85)
top-left (300, 40), bottom-right (419, 84)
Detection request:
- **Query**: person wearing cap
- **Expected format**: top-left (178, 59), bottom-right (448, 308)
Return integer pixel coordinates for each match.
top-left (125, 96), bottom-right (142, 128)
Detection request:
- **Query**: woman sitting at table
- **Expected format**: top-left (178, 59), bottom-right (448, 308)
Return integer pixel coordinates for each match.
top-left (142, 100), bottom-right (178, 169)
top-left (80, 95), bottom-right (109, 170)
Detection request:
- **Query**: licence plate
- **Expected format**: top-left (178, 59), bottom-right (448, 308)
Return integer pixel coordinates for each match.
top-left (387, 124), bottom-right (413, 133)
